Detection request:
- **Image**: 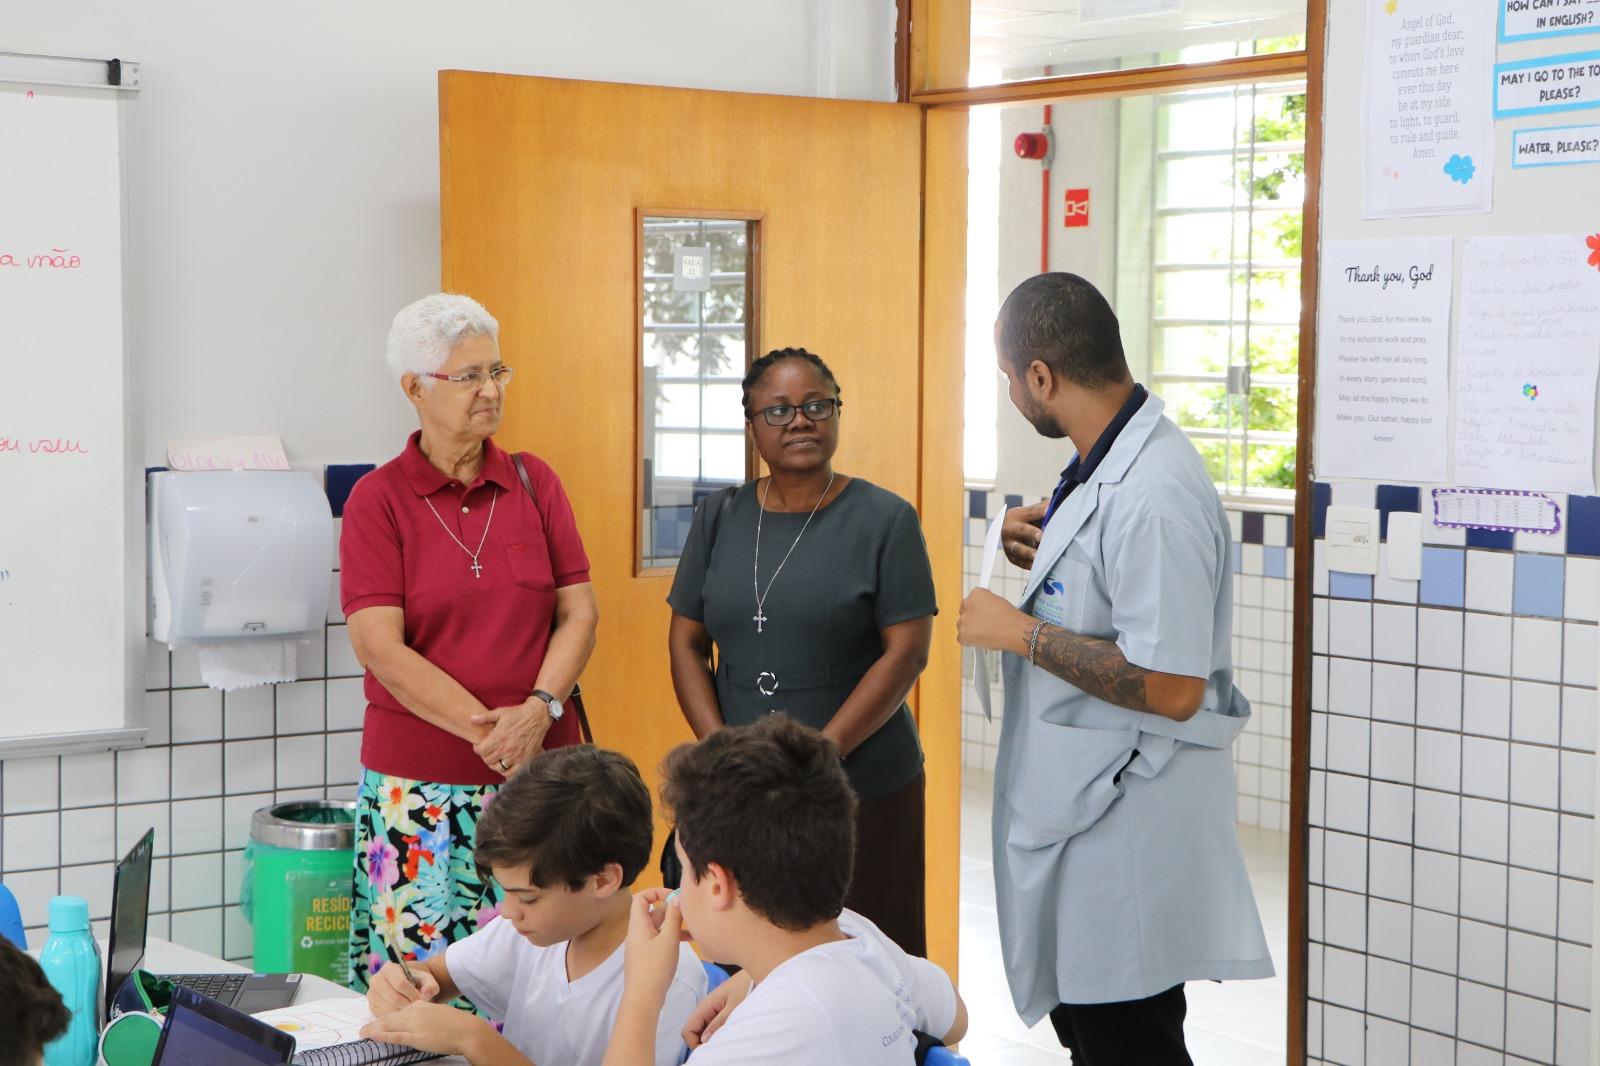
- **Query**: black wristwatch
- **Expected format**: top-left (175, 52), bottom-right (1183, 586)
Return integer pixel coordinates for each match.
top-left (531, 689), bottom-right (565, 721)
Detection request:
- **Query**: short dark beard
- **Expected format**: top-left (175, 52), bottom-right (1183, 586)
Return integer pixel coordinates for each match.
top-left (1022, 397), bottom-right (1067, 439)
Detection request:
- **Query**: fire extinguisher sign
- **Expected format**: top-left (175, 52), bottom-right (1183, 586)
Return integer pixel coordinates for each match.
top-left (1064, 188), bottom-right (1090, 228)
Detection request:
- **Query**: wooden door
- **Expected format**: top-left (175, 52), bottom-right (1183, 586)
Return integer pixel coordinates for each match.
top-left (439, 72), bottom-right (964, 974)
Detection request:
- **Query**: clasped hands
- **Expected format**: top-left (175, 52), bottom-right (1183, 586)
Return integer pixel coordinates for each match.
top-left (471, 696), bottom-right (553, 777)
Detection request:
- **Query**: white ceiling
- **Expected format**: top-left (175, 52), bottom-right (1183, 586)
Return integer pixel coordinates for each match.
top-left (971, 0), bottom-right (1306, 76)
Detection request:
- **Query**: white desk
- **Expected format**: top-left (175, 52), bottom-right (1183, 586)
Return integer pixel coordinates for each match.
top-left (140, 938), bottom-right (470, 1066)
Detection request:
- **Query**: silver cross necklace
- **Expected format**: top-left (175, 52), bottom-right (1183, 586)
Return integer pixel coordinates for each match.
top-left (752, 471), bottom-right (834, 634)
top-left (424, 488), bottom-right (499, 578)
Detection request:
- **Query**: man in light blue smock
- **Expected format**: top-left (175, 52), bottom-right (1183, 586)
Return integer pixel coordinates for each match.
top-left (958, 273), bottom-right (1271, 1065)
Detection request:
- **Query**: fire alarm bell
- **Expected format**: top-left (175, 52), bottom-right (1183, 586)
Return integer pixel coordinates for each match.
top-left (1014, 132), bottom-right (1050, 160)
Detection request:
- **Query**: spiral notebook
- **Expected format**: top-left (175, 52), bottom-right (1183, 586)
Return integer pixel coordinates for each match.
top-left (251, 999), bottom-right (441, 1066)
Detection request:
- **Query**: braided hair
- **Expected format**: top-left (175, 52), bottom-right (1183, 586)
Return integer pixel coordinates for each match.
top-left (741, 347), bottom-right (841, 419)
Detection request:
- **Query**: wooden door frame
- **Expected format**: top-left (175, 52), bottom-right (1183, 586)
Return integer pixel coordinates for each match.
top-left (1288, 6), bottom-right (1328, 1059)
top-left (910, 50), bottom-right (1311, 105)
top-left (903, 0), bottom-right (971, 983)
top-left (903, 2), bottom-right (1328, 1061)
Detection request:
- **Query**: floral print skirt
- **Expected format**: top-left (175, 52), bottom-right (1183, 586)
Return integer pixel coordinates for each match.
top-left (347, 768), bottom-right (502, 1005)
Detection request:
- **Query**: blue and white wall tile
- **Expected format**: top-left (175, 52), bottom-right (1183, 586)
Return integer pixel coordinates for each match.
top-left (1307, 481), bottom-right (1598, 1065)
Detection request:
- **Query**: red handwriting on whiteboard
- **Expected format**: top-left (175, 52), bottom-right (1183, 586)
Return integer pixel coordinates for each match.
top-left (28, 438), bottom-right (89, 454)
top-left (0, 248), bottom-right (83, 269)
top-left (0, 437), bottom-right (88, 455)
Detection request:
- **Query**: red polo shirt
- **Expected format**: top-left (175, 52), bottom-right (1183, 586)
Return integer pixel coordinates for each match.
top-left (340, 432), bottom-right (590, 784)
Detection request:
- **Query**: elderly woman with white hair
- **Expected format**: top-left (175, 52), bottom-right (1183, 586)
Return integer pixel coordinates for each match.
top-left (339, 292), bottom-right (597, 994)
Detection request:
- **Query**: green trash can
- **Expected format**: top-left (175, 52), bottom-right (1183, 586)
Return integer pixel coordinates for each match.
top-left (243, 800), bottom-right (356, 984)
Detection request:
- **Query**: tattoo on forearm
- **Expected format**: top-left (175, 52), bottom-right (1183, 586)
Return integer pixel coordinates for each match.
top-left (1031, 626), bottom-right (1155, 714)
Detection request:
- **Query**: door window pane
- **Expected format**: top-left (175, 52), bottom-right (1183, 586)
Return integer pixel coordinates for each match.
top-left (640, 216), bottom-right (756, 569)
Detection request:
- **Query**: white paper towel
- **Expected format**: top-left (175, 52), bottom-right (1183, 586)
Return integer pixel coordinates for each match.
top-left (972, 512), bottom-right (1007, 720)
top-left (198, 639), bottom-right (296, 691)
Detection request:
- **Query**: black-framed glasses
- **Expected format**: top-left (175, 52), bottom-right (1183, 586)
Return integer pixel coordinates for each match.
top-left (753, 398), bottom-right (842, 426)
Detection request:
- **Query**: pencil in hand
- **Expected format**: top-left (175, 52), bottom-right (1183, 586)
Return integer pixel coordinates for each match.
top-left (385, 922), bottom-right (422, 990)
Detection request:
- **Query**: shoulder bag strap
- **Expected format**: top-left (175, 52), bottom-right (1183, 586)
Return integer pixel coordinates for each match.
top-left (511, 453), bottom-right (594, 745)
top-left (703, 483), bottom-right (738, 559)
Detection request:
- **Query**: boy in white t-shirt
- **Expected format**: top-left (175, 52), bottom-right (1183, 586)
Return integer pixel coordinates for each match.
top-left (361, 746), bottom-right (706, 1066)
top-left (605, 716), bottom-right (968, 1066)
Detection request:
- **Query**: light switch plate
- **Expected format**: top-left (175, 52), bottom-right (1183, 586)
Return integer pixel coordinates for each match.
top-left (1326, 505), bottom-right (1381, 575)
top-left (1384, 512), bottom-right (1423, 581)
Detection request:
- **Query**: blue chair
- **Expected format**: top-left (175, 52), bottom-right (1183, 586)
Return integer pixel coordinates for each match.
top-left (697, 960), bottom-right (729, 992)
top-left (702, 961), bottom-right (730, 994)
top-left (679, 964), bottom-right (731, 1063)
top-left (0, 884), bottom-right (25, 949)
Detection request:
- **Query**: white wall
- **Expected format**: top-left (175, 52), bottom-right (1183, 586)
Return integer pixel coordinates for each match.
top-left (991, 96), bottom-right (1123, 501)
top-left (5, 0), bottom-right (896, 465)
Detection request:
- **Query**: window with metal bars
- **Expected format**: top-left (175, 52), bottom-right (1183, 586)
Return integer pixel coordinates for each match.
top-left (1123, 68), bottom-right (1306, 498)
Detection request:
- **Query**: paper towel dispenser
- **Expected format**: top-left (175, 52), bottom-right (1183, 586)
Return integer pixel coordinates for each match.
top-left (149, 471), bottom-right (335, 645)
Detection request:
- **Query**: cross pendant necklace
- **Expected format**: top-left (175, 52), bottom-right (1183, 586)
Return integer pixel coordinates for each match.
top-left (424, 488), bottom-right (499, 579)
top-left (752, 471), bottom-right (834, 635)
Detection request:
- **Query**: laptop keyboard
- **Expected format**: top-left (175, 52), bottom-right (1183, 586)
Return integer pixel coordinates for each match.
top-left (169, 973), bottom-right (248, 1003)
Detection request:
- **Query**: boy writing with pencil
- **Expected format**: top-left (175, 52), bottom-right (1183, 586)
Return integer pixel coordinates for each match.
top-left (362, 746), bottom-right (705, 1066)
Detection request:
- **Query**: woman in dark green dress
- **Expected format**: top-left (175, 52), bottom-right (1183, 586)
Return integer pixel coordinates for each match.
top-left (666, 347), bottom-right (937, 956)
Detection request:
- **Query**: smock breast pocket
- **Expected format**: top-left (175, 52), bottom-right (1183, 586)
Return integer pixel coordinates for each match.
top-left (1033, 557), bottom-right (1095, 633)
top-left (502, 529), bottom-right (555, 590)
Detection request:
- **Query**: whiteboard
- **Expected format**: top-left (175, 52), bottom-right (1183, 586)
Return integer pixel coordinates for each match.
top-left (0, 82), bottom-right (139, 746)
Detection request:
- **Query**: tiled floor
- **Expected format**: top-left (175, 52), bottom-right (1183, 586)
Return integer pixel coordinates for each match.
top-left (957, 769), bottom-right (1291, 1065)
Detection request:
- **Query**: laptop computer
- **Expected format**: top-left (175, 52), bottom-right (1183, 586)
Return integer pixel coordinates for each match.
top-left (152, 986), bottom-right (296, 1064)
top-left (108, 828), bottom-right (302, 1016)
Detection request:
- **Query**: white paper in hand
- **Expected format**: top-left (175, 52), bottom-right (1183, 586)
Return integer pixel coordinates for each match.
top-left (971, 512), bottom-right (1007, 720)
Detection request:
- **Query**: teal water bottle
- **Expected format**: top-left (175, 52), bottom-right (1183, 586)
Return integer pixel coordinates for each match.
top-left (39, 896), bottom-right (101, 1066)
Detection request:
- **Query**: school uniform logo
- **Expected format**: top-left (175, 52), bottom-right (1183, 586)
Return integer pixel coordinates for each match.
top-left (1033, 578), bottom-right (1067, 626)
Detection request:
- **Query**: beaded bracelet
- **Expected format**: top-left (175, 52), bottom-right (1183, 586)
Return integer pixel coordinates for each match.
top-left (1026, 620), bottom-right (1048, 666)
